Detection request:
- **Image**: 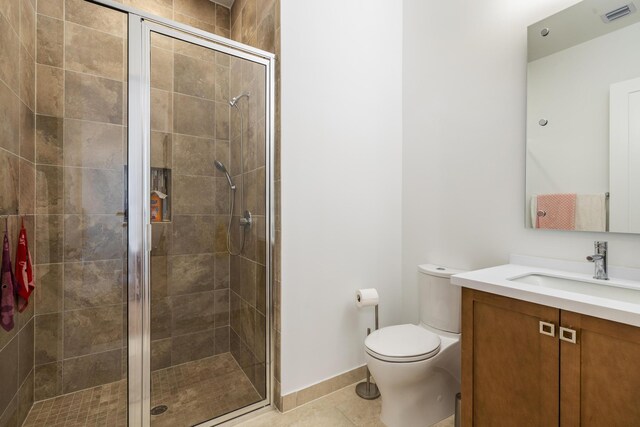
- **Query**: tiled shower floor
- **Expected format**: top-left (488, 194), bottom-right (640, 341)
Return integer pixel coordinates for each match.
top-left (22, 353), bottom-right (261, 427)
top-left (22, 381), bottom-right (127, 427)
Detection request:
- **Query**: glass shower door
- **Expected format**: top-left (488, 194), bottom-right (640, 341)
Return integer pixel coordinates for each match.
top-left (143, 25), bottom-right (270, 426)
top-left (21, 2), bottom-right (130, 426)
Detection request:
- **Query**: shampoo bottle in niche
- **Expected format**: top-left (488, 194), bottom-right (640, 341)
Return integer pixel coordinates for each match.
top-left (151, 191), bottom-right (167, 222)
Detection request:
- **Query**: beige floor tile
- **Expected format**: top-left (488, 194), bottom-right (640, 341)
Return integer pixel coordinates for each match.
top-left (236, 383), bottom-right (457, 427)
top-left (234, 411), bottom-right (283, 427)
top-left (288, 407), bottom-right (355, 427)
top-left (25, 374), bottom-right (455, 427)
top-left (336, 397), bottom-right (382, 426)
top-left (24, 353), bottom-right (261, 427)
top-left (432, 415), bottom-right (455, 427)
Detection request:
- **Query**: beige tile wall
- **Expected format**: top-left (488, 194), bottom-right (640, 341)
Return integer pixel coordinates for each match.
top-left (0, 0), bottom-right (36, 425)
top-left (33, 0), bottom-right (128, 402)
top-left (229, 0), bottom-right (281, 409)
top-left (149, 33), bottom-right (233, 372)
top-left (31, 0), bottom-right (280, 412)
top-left (227, 56), bottom-right (268, 398)
top-left (32, 0), bottom-right (232, 402)
top-left (129, 0), bottom-right (231, 37)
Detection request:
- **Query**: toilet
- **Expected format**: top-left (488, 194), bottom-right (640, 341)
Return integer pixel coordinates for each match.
top-left (365, 264), bottom-right (463, 427)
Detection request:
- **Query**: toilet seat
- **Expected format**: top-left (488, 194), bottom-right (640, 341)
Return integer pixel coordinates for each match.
top-left (365, 324), bottom-right (441, 363)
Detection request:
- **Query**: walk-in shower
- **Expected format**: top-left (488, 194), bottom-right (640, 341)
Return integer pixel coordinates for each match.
top-left (140, 17), bottom-right (272, 427)
top-left (7, 1), bottom-right (274, 426)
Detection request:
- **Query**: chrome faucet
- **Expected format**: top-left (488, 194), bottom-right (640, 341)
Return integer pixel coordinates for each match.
top-left (586, 241), bottom-right (608, 280)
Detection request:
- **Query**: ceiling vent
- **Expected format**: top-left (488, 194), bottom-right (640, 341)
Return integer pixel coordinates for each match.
top-left (601, 3), bottom-right (637, 23)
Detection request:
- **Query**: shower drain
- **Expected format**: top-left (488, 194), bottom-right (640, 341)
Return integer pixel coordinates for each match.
top-left (151, 405), bottom-right (168, 416)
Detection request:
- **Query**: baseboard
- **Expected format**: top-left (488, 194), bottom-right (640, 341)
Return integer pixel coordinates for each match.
top-left (280, 365), bottom-right (367, 412)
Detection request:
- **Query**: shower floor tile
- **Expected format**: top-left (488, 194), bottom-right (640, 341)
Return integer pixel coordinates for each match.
top-left (22, 380), bottom-right (127, 427)
top-left (22, 353), bottom-right (261, 427)
top-left (150, 353), bottom-right (262, 427)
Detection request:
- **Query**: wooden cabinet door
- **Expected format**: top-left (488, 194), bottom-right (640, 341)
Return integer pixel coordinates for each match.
top-left (462, 289), bottom-right (560, 427)
top-left (560, 311), bottom-right (640, 427)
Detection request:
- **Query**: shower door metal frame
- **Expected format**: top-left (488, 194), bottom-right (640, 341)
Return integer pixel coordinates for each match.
top-left (85, 1), bottom-right (275, 426)
top-left (136, 20), bottom-right (275, 426)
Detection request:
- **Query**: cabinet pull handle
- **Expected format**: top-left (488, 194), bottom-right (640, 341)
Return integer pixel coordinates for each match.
top-left (539, 321), bottom-right (555, 337)
top-left (559, 327), bottom-right (577, 344)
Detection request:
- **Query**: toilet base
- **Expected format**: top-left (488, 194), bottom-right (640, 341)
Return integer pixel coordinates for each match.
top-left (379, 367), bottom-right (458, 427)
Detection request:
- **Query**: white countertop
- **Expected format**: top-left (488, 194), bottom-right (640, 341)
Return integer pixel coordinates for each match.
top-left (451, 255), bottom-right (640, 328)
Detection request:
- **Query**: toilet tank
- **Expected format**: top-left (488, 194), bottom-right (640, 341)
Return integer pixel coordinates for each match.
top-left (418, 264), bottom-right (465, 333)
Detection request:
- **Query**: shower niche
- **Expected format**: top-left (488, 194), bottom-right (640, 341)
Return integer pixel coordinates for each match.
top-left (151, 167), bottom-right (172, 222)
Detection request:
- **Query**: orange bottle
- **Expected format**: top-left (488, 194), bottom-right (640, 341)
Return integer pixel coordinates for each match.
top-left (151, 192), bottom-right (163, 222)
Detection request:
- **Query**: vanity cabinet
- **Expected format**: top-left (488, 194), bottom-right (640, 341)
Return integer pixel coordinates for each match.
top-left (560, 310), bottom-right (640, 426)
top-left (461, 288), bottom-right (640, 427)
top-left (461, 289), bottom-right (559, 426)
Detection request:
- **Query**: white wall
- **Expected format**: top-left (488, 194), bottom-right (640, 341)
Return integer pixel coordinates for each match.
top-left (280, 0), bottom-right (403, 394)
top-left (402, 0), bottom-right (640, 324)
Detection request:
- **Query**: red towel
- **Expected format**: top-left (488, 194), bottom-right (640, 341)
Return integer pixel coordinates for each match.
top-left (1, 227), bottom-right (16, 331)
top-left (15, 220), bottom-right (34, 313)
top-left (536, 194), bottom-right (577, 230)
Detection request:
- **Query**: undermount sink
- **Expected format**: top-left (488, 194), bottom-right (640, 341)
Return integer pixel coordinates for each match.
top-left (509, 273), bottom-right (640, 304)
top-left (450, 255), bottom-right (640, 328)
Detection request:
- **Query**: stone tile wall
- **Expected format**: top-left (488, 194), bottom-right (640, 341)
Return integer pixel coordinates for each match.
top-left (33, 0), bottom-right (233, 402)
top-left (128, 0), bottom-right (231, 37)
top-left (149, 33), bottom-right (233, 372)
top-left (31, 0), bottom-right (279, 409)
top-left (227, 57), bottom-right (268, 399)
top-left (0, 0), bottom-right (36, 425)
top-left (33, 0), bottom-right (129, 401)
top-left (229, 0), bottom-right (280, 405)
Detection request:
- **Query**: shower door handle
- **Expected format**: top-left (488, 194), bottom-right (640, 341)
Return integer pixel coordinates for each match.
top-left (147, 223), bottom-right (153, 252)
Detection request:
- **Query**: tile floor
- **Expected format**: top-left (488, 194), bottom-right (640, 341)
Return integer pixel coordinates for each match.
top-left (235, 383), bottom-right (455, 427)
top-left (23, 353), bottom-right (260, 427)
top-left (23, 361), bottom-right (454, 427)
top-left (150, 353), bottom-right (260, 427)
top-left (22, 381), bottom-right (127, 427)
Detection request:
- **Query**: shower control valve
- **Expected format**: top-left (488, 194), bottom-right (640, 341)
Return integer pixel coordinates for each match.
top-left (240, 210), bottom-right (252, 227)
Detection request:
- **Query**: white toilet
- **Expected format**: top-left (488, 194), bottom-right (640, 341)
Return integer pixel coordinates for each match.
top-left (365, 264), bottom-right (463, 427)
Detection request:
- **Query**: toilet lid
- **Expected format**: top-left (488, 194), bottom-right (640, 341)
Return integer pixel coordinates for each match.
top-left (365, 324), bottom-right (441, 363)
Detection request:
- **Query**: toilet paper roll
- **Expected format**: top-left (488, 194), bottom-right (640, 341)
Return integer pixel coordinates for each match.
top-left (356, 288), bottom-right (379, 308)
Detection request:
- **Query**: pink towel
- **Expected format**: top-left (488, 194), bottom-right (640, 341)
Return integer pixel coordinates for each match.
top-left (536, 194), bottom-right (577, 230)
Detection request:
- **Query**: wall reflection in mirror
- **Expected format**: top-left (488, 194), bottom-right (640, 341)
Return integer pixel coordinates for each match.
top-left (526, 0), bottom-right (640, 233)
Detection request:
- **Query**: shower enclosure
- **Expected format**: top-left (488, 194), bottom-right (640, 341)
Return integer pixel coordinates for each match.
top-left (16, 1), bottom-right (274, 426)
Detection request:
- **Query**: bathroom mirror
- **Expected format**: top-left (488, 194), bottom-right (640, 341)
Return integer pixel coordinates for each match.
top-left (526, 0), bottom-right (640, 233)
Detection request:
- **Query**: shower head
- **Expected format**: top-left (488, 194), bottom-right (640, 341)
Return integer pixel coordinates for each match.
top-left (229, 93), bottom-right (250, 107)
top-left (214, 160), bottom-right (236, 190)
top-left (214, 160), bottom-right (227, 173)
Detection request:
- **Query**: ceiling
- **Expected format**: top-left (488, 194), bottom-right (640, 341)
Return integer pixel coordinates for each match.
top-left (210, 0), bottom-right (235, 8)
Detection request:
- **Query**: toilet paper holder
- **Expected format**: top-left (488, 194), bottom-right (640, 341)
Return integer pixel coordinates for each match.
top-left (356, 304), bottom-right (380, 400)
